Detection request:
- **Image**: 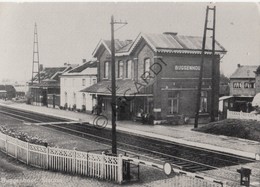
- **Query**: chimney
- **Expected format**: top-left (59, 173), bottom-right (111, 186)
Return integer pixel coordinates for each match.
top-left (82, 59), bottom-right (87, 63)
top-left (237, 64), bottom-right (241, 68)
top-left (163, 32), bottom-right (178, 36)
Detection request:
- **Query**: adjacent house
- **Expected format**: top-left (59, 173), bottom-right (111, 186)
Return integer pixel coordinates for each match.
top-left (28, 65), bottom-right (76, 107)
top-left (219, 64), bottom-right (259, 118)
top-left (81, 32), bottom-right (226, 123)
top-left (0, 85), bottom-right (16, 99)
top-left (60, 60), bottom-right (97, 112)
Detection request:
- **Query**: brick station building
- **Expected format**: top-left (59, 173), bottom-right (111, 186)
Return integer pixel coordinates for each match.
top-left (82, 32), bottom-right (226, 123)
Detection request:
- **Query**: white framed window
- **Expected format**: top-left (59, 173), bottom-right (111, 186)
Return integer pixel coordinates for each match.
top-left (233, 82), bottom-right (242, 88)
top-left (82, 79), bottom-right (86, 86)
top-left (64, 92), bottom-right (67, 103)
top-left (244, 82), bottom-right (255, 89)
top-left (92, 78), bottom-right (97, 84)
top-left (104, 61), bottom-right (109, 78)
top-left (200, 91), bottom-right (208, 113)
top-left (126, 60), bottom-right (132, 79)
top-left (167, 92), bottom-right (179, 114)
top-left (144, 58), bottom-right (151, 73)
top-left (118, 61), bottom-right (124, 78)
top-left (82, 93), bottom-right (86, 104)
top-left (73, 92), bottom-right (76, 105)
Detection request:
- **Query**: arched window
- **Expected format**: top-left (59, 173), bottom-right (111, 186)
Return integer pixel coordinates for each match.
top-left (200, 91), bottom-right (208, 113)
top-left (73, 92), bottom-right (76, 105)
top-left (64, 92), bottom-right (67, 103)
top-left (126, 60), bottom-right (132, 79)
top-left (104, 61), bottom-right (109, 78)
top-left (144, 58), bottom-right (151, 73)
top-left (118, 61), bottom-right (124, 78)
top-left (82, 93), bottom-right (86, 104)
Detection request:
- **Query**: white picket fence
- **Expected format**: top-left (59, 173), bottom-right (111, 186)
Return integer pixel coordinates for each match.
top-left (0, 131), bottom-right (123, 183)
top-left (227, 110), bottom-right (260, 121)
top-left (0, 131), bottom-right (228, 186)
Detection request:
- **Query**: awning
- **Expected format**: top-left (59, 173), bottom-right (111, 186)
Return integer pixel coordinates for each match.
top-left (30, 79), bottom-right (60, 88)
top-left (80, 79), bottom-right (153, 97)
top-left (219, 96), bottom-right (233, 101)
top-left (252, 93), bottom-right (260, 106)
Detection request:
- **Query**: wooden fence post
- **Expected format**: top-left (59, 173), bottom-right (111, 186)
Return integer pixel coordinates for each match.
top-left (101, 152), bottom-right (105, 179)
top-left (46, 147), bottom-right (49, 169)
top-left (72, 147), bottom-right (77, 174)
top-left (117, 154), bottom-right (123, 184)
top-left (26, 142), bottom-right (29, 165)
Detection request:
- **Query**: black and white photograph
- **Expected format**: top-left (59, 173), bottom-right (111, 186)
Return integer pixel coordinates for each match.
top-left (0, 2), bottom-right (259, 187)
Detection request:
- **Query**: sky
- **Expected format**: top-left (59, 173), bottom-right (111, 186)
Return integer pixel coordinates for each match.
top-left (0, 2), bottom-right (259, 83)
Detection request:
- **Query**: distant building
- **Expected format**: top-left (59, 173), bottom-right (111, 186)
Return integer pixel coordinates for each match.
top-left (220, 64), bottom-right (259, 117)
top-left (28, 65), bottom-right (77, 107)
top-left (0, 85), bottom-right (16, 99)
top-left (82, 32), bottom-right (226, 123)
top-left (60, 60), bottom-right (97, 112)
top-left (230, 64), bottom-right (257, 97)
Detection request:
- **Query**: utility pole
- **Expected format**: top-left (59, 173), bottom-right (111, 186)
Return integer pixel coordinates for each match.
top-left (210, 7), bottom-right (216, 122)
top-left (194, 7), bottom-right (209, 128)
top-left (194, 6), bottom-right (216, 128)
top-left (110, 15), bottom-right (127, 155)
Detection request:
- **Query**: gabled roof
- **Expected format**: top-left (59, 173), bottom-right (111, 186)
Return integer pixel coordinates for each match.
top-left (92, 39), bottom-right (133, 57)
top-left (126, 32), bottom-right (226, 56)
top-left (61, 60), bottom-right (98, 76)
top-left (92, 32), bottom-right (226, 58)
top-left (230, 65), bottom-right (258, 79)
top-left (31, 79), bottom-right (60, 88)
top-left (32, 66), bottom-right (71, 82)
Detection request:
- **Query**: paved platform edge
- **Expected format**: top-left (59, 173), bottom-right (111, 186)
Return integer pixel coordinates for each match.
top-left (1, 103), bottom-right (259, 160)
top-left (0, 103), bottom-right (79, 122)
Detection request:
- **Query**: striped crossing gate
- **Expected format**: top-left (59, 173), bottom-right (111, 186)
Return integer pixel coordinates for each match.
top-left (122, 156), bottom-right (227, 187)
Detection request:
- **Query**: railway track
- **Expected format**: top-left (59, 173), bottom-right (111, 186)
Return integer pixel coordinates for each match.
top-left (0, 105), bottom-right (256, 175)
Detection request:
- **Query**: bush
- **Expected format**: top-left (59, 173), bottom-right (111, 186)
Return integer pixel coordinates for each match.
top-left (64, 103), bottom-right (68, 110)
top-left (0, 126), bottom-right (48, 146)
top-left (194, 119), bottom-right (260, 141)
top-left (82, 105), bottom-right (86, 112)
top-left (73, 104), bottom-right (77, 111)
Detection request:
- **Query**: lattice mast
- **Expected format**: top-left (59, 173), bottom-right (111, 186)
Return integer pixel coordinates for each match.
top-left (194, 6), bottom-right (216, 128)
top-left (31, 23), bottom-right (40, 85)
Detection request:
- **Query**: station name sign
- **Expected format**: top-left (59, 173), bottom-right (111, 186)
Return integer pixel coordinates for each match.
top-left (175, 65), bottom-right (200, 71)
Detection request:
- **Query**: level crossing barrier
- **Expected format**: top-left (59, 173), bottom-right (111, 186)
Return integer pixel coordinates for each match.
top-left (122, 155), bottom-right (228, 187)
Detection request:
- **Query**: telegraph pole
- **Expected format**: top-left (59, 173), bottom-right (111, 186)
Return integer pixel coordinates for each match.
top-left (194, 6), bottom-right (216, 128)
top-left (210, 7), bottom-right (216, 122)
top-left (194, 7), bottom-right (209, 128)
top-left (110, 15), bottom-right (127, 155)
top-left (111, 15), bottom-right (117, 155)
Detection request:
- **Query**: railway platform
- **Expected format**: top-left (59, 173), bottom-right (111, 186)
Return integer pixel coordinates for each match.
top-left (1, 101), bottom-right (260, 161)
